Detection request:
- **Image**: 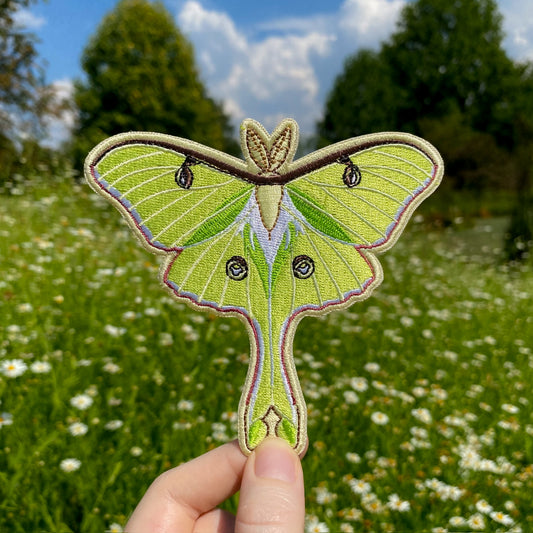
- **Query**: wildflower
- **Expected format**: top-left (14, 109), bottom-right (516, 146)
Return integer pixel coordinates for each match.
top-left (70, 394), bottom-right (93, 410)
top-left (0, 412), bottom-right (13, 428)
top-left (130, 446), bottom-right (143, 457)
top-left (345, 452), bottom-right (361, 464)
top-left (30, 361), bottom-right (52, 373)
top-left (411, 407), bottom-right (432, 424)
top-left (412, 386), bottom-right (427, 397)
top-left (68, 422), bottom-right (88, 436)
top-left (105, 420), bottom-right (124, 430)
top-left (305, 516), bottom-right (329, 533)
top-left (159, 332), bottom-right (174, 346)
top-left (361, 493), bottom-right (384, 513)
top-left (410, 426), bottom-right (429, 439)
top-left (348, 478), bottom-right (371, 495)
top-left (431, 388), bottom-right (448, 401)
top-left (387, 494), bottom-right (410, 512)
top-left (449, 516), bottom-right (466, 527)
top-left (502, 403), bottom-right (519, 414)
top-left (103, 361), bottom-right (121, 374)
top-left (60, 458), bottom-right (81, 472)
top-left (340, 524), bottom-right (354, 533)
top-left (177, 400), bottom-right (194, 411)
top-left (343, 508), bottom-right (362, 521)
top-left (400, 316), bottom-right (414, 327)
top-left (489, 511), bottom-right (513, 526)
top-left (343, 390), bottom-right (359, 404)
top-left (313, 486), bottom-right (337, 504)
top-left (505, 500), bottom-right (517, 512)
top-left (144, 307), bottom-right (161, 316)
top-left (107, 524), bottom-right (123, 533)
top-left (350, 377), bottom-right (368, 392)
top-left (475, 499), bottom-right (493, 514)
top-left (1, 359), bottom-right (28, 377)
top-left (16, 303), bottom-right (33, 313)
top-left (370, 411), bottom-right (389, 425)
top-left (364, 362), bottom-right (380, 373)
top-left (467, 513), bottom-right (486, 530)
top-left (104, 324), bottom-right (126, 337)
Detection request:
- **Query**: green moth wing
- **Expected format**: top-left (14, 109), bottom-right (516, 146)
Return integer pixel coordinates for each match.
top-left (85, 120), bottom-right (444, 455)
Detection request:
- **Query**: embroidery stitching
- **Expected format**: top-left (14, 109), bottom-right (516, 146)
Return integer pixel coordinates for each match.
top-left (84, 118), bottom-right (444, 455)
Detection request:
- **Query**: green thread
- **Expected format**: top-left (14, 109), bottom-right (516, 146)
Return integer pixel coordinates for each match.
top-left (184, 189), bottom-right (250, 246)
top-left (288, 185), bottom-right (352, 242)
top-left (278, 417), bottom-right (297, 446)
top-left (249, 419), bottom-right (267, 448)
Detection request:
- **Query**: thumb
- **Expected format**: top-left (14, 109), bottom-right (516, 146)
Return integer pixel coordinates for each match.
top-left (235, 437), bottom-right (305, 533)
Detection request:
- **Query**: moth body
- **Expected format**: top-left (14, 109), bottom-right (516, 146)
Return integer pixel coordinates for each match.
top-left (254, 184), bottom-right (283, 233)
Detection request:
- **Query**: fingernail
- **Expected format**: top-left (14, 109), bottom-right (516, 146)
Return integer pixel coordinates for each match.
top-left (254, 438), bottom-right (297, 483)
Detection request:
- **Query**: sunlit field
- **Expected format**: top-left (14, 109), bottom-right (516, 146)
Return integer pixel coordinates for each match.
top-left (1, 171), bottom-right (532, 533)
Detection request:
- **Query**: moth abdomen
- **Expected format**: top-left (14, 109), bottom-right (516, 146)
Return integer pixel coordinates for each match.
top-left (175, 155), bottom-right (198, 189)
top-left (339, 156), bottom-right (362, 188)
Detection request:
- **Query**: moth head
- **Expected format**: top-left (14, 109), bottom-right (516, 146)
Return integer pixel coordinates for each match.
top-left (240, 118), bottom-right (299, 176)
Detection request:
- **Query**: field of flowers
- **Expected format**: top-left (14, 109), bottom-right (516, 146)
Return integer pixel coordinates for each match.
top-left (1, 170), bottom-right (532, 533)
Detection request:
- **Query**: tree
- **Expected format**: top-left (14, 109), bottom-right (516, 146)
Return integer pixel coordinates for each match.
top-left (0, 0), bottom-right (43, 126)
top-left (71, 0), bottom-right (238, 168)
top-left (0, 0), bottom-right (46, 177)
top-left (317, 50), bottom-right (399, 147)
top-left (318, 0), bottom-right (519, 189)
top-left (500, 63), bottom-right (533, 261)
top-left (382, 0), bottom-right (514, 135)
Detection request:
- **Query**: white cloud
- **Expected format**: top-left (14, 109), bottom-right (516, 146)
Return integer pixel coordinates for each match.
top-left (177, 0), bottom-right (404, 137)
top-left (499, 0), bottom-right (533, 61)
top-left (339, 0), bottom-right (405, 42)
top-left (12, 8), bottom-right (46, 30)
top-left (41, 78), bottom-right (77, 148)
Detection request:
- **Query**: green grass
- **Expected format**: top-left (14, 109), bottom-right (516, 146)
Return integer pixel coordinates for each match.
top-left (1, 172), bottom-right (532, 533)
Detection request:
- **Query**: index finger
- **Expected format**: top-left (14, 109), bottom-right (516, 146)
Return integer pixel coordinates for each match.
top-left (125, 440), bottom-right (247, 533)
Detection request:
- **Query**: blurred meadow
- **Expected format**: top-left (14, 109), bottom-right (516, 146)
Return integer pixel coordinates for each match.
top-left (2, 0), bottom-right (533, 532)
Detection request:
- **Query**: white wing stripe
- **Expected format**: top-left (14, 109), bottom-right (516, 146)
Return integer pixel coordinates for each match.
top-left (372, 149), bottom-right (432, 176)
top-left (99, 151), bottom-right (165, 180)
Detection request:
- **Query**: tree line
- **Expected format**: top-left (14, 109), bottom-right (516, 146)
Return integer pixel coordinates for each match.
top-left (1, 0), bottom-right (532, 259)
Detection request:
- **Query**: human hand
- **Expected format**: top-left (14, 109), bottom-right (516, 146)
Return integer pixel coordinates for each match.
top-left (124, 437), bottom-right (305, 532)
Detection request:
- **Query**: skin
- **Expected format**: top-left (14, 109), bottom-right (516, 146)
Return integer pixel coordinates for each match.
top-left (124, 437), bottom-right (305, 533)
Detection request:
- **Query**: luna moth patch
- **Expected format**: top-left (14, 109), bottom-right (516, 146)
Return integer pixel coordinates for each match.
top-left (84, 118), bottom-right (444, 455)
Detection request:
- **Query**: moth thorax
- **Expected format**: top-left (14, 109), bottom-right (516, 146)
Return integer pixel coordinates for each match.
top-left (255, 185), bottom-right (283, 232)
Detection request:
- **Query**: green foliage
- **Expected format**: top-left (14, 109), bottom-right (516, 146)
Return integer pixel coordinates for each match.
top-left (71, 0), bottom-right (238, 170)
top-left (418, 109), bottom-right (511, 192)
top-left (0, 0), bottom-right (43, 130)
top-left (317, 50), bottom-right (398, 146)
top-left (318, 0), bottom-right (518, 187)
top-left (382, 0), bottom-right (513, 134)
top-left (319, 0), bottom-right (533, 260)
top-left (1, 175), bottom-right (532, 532)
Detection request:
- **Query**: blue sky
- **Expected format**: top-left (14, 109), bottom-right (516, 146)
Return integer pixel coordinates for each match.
top-left (15, 0), bottom-right (533, 142)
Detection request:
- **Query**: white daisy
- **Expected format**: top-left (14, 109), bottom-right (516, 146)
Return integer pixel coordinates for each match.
top-left (60, 458), bottom-right (81, 472)
top-left (370, 411), bottom-right (389, 425)
top-left (30, 361), bottom-right (52, 374)
top-left (70, 394), bottom-right (93, 410)
top-left (1, 359), bottom-right (28, 377)
top-left (68, 422), bottom-right (88, 436)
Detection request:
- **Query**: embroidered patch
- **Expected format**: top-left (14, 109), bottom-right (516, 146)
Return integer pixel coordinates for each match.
top-left (84, 119), bottom-right (444, 455)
